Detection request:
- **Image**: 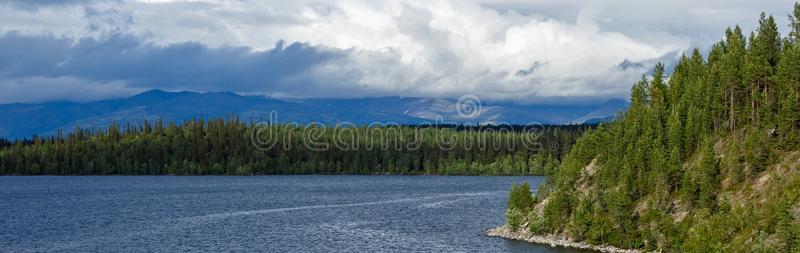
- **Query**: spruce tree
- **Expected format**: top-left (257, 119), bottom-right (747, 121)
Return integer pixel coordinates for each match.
top-left (789, 3), bottom-right (800, 44)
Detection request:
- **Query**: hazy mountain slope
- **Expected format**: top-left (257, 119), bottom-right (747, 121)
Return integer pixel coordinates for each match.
top-left (0, 90), bottom-right (627, 139)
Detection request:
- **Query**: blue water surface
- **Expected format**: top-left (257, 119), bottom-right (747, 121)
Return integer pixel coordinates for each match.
top-left (0, 176), bottom-right (590, 252)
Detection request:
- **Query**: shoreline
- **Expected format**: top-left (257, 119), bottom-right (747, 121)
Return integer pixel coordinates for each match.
top-left (486, 225), bottom-right (642, 253)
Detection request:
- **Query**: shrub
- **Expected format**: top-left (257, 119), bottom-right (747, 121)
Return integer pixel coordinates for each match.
top-left (508, 182), bottom-right (533, 211)
top-left (528, 211), bottom-right (548, 234)
top-left (506, 207), bottom-right (524, 230)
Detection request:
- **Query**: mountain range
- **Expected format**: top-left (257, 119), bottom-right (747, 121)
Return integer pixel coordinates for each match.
top-left (0, 90), bottom-right (627, 139)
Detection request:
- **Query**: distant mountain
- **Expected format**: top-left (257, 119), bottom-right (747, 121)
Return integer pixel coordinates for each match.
top-left (570, 99), bottom-right (628, 124)
top-left (0, 90), bottom-right (628, 139)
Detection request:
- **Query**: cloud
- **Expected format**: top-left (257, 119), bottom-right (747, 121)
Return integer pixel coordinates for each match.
top-left (479, 0), bottom-right (793, 47)
top-left (0, 76), bottom-right (139, 103)
top-left (0, 0), bottom-right (102, 11)
top-left (0, 32), bottom-right (362, 103)
top-left (0, 0), bottom-right (794, 104)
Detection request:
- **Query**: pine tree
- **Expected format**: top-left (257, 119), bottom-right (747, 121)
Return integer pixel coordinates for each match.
top-left (696, 137), bottom-right (719, 208)
top-left (777, 42), bottom-right (800, 147)
top-left (776, 194), bottom-right (799, 252)
top-left (515, 3), bottom-right (800, 251)
top-left (789, 3), bottom-right (800, 44)
top-left (721, 26), bottom-right (747, 131)
top-left (507, 182), bottom-right (533, 211)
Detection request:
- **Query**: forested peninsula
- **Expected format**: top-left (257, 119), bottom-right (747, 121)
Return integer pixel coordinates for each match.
top-left (0, 121), bottom-right (588, 175)
top-left (497, 3), bottom-right (800, 252)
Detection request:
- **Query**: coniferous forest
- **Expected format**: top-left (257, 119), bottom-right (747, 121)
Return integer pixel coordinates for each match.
top-left (0, 120), bottom-right (589, 175)
top-left (507, 3), bottom-right (800, 252)
top-left (0, 138), bottom-right (11, 149)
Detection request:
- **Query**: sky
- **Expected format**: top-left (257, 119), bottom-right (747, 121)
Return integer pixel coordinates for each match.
top-left (0, 0), bottom-right (795, 104)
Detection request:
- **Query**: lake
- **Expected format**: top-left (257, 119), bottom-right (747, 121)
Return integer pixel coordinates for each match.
top-left (0, 176), bottom-right (590, 252)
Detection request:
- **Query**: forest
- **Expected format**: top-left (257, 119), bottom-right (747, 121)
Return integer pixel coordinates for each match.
top-left (507, 3), bottom-right (800, 252)
top-left (0, 120), bottom-right (589, 175)
top-left (0, 138), bottom-right (11, 148)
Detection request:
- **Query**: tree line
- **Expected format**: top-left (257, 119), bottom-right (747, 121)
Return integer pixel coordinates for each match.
top-left (0, 138), bottom-right (11, 148)
top-left (511, 3), bottom-right (800, 252)
top-left (0, 119), bottom-right (591, 175)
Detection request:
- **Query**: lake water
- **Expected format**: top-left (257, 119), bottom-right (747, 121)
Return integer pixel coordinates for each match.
top-left (0, 176), bottom-right (589, 252)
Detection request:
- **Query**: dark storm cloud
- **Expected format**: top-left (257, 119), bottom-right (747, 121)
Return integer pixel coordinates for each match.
top-left (0, 32), bottom-right (350, 93)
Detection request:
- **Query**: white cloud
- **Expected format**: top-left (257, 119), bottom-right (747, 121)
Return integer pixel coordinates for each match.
top-left (0, 0), bottom-right (795, 103)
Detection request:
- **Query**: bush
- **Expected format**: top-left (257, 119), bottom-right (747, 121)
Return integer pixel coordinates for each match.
top-left (528, 211), bottom-right (548, 234)
top-left (508, 182), bottom-right (533, 211)
top-left (506, 207), bottom-right (524, 230)
top-left (743, 128), bottom-right (770, 173)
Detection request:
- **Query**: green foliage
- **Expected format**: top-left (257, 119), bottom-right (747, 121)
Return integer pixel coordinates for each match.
top-left (681, 202), bottom-right (747, 252)
top-left (506, 207), bottom-right (525, 231)
top-left (541, 189), bottom-right (574, 233)
top-left (513, 2), bottom-right (800, 251)
top-left (791, 3), bottom-right (800, 43)
top-left (566, 196), bottom-right (593, 241)
top-left (776, 42), bottom-right (800, 148)
top-left (722, 138), bottom-right (744, 186)
top-left (0, 138), bottom-right (11, 148)
top-left (0, 120), bottom-right (589, 175)
top-left (507, 182), bottom-right (533, 211)
top-left (776, 193), bottom-right (800, 252)
top-left (743, 127), bottom-right (772, 172)
top-left (527, 210), bottom-right (548, 234)
top-left (684, 137), bottom-right (719, 209)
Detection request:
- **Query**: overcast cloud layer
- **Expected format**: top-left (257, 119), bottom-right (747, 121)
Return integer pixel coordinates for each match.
top-left (0, 0), bottom-right (794, 104)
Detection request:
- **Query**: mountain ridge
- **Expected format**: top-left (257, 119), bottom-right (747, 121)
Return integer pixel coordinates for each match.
top-left (0, 90), bottom-right (627, 139)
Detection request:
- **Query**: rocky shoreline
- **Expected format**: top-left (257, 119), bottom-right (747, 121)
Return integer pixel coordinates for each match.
top-left (486, 225), bottom-right (642, 253)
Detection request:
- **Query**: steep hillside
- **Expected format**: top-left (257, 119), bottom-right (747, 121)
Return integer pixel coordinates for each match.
top-left (502, 4), bottom-right (800, 252)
